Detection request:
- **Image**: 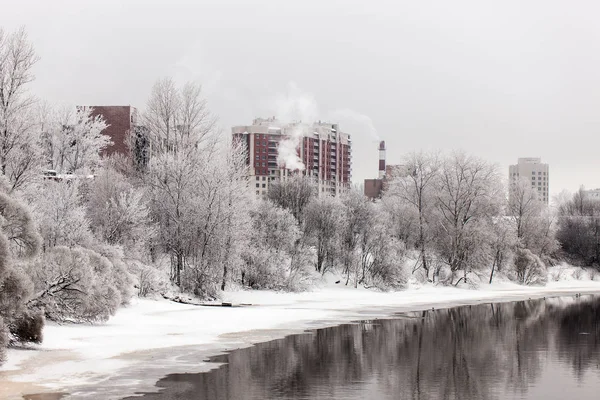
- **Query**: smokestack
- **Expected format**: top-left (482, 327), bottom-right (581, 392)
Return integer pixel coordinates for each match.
top-left (378, 140), bottom-right (386, 179)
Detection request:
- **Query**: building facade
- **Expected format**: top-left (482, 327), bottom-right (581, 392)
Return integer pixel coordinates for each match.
top-left (509, 157), bottom-right (550, 204)
top-left (232, 118), bottom-right (352, 197)
top-left (582, 188), bottom-right (600, 200)
top-left (85, 106), bottom-right (139, 157)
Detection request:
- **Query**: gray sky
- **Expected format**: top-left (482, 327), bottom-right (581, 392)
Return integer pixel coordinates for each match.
top-left (4, 0), bottom-right (600, 196)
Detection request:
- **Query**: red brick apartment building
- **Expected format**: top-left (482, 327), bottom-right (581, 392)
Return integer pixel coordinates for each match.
top-left (84, 106), bottom-right (139, 157)
top-left (232, 117), bottom-right (352, 196)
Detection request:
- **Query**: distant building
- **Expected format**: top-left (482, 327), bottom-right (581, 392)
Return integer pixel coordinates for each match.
top-left (582, 188), bottom-right (600, 200)
top-left (364, 178), bottom-right (384, 199)
top-left (509, 157), bottom-right (549, 204)
top-left (82, 106), bottom-right (139, 157)
top-left (232, 118), bottom-right (352, 197)
top-left (363, 141), bottom-right (408, 199)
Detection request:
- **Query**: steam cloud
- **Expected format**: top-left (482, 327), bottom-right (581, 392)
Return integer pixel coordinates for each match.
top-left (328, 108), bottom-right (381, 141)
top-left (273, 82), bottom-right (318, 170)
top-left (269, 82), bottom-right (380, 170)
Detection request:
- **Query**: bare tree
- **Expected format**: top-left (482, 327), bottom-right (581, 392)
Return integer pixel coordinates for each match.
top-left (488, 217), bottom-right (517, 284)
top-left (304, 196), bottom-right (344, 274)
top-left (435, 153), bottom-right (502, 284)
top-left (0, 27), bottom-right (40, 190)
top-left (557, 187), bottom-right (600, 266)
top-left (508, 177), bottom-right (543, 241)
top-left (385, 152), bottom-right (440, 280)
top-left (267, 175), bottom-right (316, 222)
top-left (340, 189), bottom-right (372, 284)
top-left (143, 78), bottom-right (217, 155)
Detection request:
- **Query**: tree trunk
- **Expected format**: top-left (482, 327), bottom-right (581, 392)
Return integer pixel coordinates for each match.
top-left (489, 253), bottom-right (497, 284)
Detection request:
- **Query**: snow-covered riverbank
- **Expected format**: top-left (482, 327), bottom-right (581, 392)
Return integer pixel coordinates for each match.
top-left (2, 279), bottom-right (600, 399)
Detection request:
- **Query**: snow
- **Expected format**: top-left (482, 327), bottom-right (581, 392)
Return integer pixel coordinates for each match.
top-left (2, 279), bottom-right (600, 399)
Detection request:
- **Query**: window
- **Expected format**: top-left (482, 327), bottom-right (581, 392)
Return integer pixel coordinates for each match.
top-left (256, 191), bottom-right (260, 195)
top-left (262, 162), bottom-right (266, 167)
top-left (532, 171), bottom-right (535, 175)
top-left (532, 177), bottom-right (535, 180)
top-left (256, 176), bottom-right (260, 181)
top-left (538, 171), bottom-right (542, 175)
top-left (262, 184), bottom-right (266, 188)
top-left (262, 176), bottom-right (266, 181)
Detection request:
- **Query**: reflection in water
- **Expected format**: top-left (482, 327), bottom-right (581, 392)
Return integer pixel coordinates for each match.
top-left (124, 296), bottom-right (600, 400)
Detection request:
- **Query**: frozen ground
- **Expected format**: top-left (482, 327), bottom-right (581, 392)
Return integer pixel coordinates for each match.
top-left (2, 275), bottom-right (600, 399)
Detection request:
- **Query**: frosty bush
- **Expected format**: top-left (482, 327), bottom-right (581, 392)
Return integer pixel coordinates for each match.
top-left (513, 248), bottom-right (547, 286)
top-left (26, 246), bottom-right (129, 323)
top-left (0, 176), bottom-right (42, 365)
top-left (241, 200), bottom-right (309, 290)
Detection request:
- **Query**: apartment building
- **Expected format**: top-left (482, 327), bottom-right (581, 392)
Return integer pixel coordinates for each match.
top-left (509, 157), bottom-right (550, 204)
top-left (232, 117), bottom-right (352, 196)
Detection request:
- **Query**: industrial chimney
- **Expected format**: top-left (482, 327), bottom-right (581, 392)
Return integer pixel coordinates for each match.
top-left (378, 140), bottom-right (386, 179)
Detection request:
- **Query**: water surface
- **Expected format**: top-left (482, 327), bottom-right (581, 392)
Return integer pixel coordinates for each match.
top-left (125, 296), bottom-right (600, 399)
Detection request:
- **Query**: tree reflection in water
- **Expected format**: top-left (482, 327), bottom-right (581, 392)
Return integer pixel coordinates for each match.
top-left (125, 296), bottom-right (600, 400)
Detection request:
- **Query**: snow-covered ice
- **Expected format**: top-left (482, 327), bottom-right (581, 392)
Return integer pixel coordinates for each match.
top-left (2, 278), bottom-right (600, 399)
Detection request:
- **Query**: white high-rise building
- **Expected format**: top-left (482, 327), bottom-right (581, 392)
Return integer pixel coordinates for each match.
top-left (509, 157), bottom-right (549, 204)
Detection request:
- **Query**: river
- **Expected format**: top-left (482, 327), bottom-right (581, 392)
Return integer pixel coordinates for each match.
top-left (121, 295), bottom-right (600, 399)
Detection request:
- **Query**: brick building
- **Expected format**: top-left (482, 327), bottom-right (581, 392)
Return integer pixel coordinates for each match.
top-left (232, 118), bottom-right (352, 197)
top-left (364, 141), bottom-right (409, 199)
top-left (84, 106), bottom-right (139, 157)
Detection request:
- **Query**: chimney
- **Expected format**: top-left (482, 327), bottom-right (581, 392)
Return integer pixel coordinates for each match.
top-left (378, 140), bottom-right (386, 179)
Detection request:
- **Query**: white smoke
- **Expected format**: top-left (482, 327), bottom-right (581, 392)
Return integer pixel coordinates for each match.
top-left (328, 108), bottom-right (381, 142)
top-left (267, 83), bottom-right (381, 171)
top-left (273, 82), bottom-right (318, 170)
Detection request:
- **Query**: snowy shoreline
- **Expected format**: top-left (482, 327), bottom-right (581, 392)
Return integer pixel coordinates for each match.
top-left (2, 280), bottom-right (600, 399)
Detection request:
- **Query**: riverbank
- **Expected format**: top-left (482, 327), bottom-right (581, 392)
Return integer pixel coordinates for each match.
top-left (2, 279), bottom-right (600, 399)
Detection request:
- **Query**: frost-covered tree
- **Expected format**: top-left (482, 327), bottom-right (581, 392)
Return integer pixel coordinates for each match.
top-left (509, 177), bottom-right (543, 240)
top-left (241, 199), bottom-right (309, 290)
top-left (268, 175), bottom-right (316, 222)
top-left (143, 78), bottom-right (252, 298)
top-left (86, 167), bottom-right (154, 259)
top-left (488, 217), bottom-right (517, 284)
top-left (219, 138), bottom-right (251, 291)
top-left (42, 106), bottom-right (110, 174)
top-left (385, 152), bottom-right (440, 280)
top-left (25, 246), bottom-right (129, 322)
top-left (356, 210), bottom-right (407, 289)
top-left (304, 196), bottom-right (345, 274)
top-left (22, 176), bottom-right (134, 321)
top-left (143, 78), bottom-right (216, 154)
top-left (0, 177), bottom-right (42, 365)
top-left (30, 180), bottom-right (93, 250)
top-left (434, 153), bottom-right (502, 284)
top-left (513, 247), bottom-right (547, 285)
top-left (557, 188), bottom-right (600, 266)
top-left (0, 27), bottom-right (41, 191)
top-left (339, 189), bottom-right (372, 284)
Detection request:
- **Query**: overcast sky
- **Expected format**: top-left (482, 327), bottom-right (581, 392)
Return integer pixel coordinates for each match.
top-left (4, 0), bottom-right (600, 196)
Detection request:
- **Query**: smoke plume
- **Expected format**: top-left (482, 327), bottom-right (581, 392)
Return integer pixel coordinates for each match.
top-left (273, 82), bottom-right (318, 170)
